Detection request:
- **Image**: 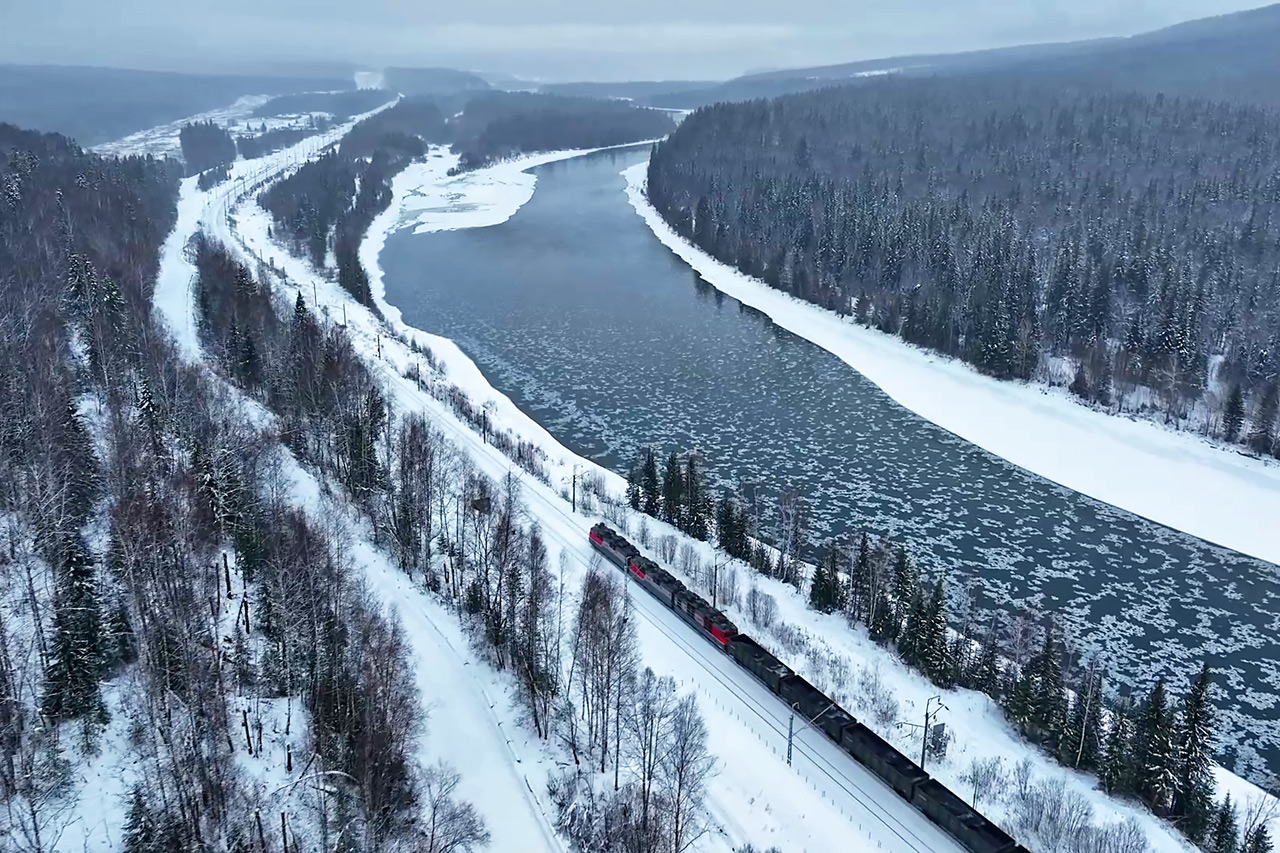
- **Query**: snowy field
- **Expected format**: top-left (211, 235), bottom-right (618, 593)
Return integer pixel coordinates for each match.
top-left (92, 94), bottom-right (336, 161)
top-left (91, 95), bottom-right (273, 159)
top-left (621, 163), bottom-right (1280, 570)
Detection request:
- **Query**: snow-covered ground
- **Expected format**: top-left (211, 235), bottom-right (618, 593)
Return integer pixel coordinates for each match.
top-left (91, 95), bottom-right (274, 158)
top-left (621, 162), bottom-right (1280, 570)
top-left (93, 96), bottom-right (334, 162)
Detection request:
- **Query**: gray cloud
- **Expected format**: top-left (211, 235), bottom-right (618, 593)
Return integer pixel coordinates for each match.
top-left (0, 0), bottom-right (1269, 80)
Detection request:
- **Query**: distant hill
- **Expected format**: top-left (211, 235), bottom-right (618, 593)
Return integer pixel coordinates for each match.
top-left (384, 67), bottom-right (493, 96)
top-left (0, 64), bottom-right (350, 147)
top-left (538, 80), bottom-right (720, 101)
top-left (657, 3), bottom-right (1280, 110)
top-left (733, 39), bottom-right (1117, 84)
top-left (1013, 3), bottom-right (1280, 106)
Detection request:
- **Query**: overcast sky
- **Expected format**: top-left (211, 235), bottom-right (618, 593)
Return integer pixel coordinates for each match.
top-left (1, 0), bottom-right (1269, 81)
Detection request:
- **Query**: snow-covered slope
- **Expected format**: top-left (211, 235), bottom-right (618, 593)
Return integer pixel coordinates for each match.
top-left (622, 162), bottom-right (1280, 570)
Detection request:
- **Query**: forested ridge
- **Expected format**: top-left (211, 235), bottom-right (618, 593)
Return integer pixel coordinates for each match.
top-left (258, 97), bottom-right (447, 310)
top-left (0, 123), bottom-right (489, 852)
top-left (648, 78), bottom-right (1280, 453)
top-left (447, 92), bottom-right (676, 171)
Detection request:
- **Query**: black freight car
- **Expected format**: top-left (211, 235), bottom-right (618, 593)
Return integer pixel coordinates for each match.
top-left (777, 676), bottom-right (857, 742)
top-left (840, 722), bottom-right (929, 799)
top-left (912, 779), bottom-right (1018, 853)
top-left (727, 635), bottom-right (794, 693)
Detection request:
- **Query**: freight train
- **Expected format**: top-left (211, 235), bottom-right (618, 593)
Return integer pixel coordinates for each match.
top-left (589, 522), bottom-right (1029, 853)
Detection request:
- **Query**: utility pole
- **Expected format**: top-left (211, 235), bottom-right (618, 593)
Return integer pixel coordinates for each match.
top-left (571, 464), bottom-right (578, 513)
top-left (921, 695), bottom-right (946, 770)
top-left (787, 700), bottom-right (837, 767)
top-left (711, 552), bottom-right (719, 609)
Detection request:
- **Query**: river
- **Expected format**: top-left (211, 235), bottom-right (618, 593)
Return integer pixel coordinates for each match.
top-left (379, 146), bottom-right (1280, 779)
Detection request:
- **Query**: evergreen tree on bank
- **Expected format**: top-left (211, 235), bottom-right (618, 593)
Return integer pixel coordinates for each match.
top-left (42, 535), bottom-right (105, 721)
top-left (1173, 665), bottom-right (1216, 841)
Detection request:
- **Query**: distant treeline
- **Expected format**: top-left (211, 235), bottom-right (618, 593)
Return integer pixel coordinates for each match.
top-left (648, 77), bottom-right (1280, 455)
top-left (258, 90), bottom-right (674, 303)
top-left (236, 125), bottom-right (322, 160)
top-left (448, 92), bottom-right (676, 171)
top-left (258, 97), bottom-right (446, 307)
top-left (251, 89), bottom-right (396, 121)
top-left (179, 119), bottom-right (237, 176)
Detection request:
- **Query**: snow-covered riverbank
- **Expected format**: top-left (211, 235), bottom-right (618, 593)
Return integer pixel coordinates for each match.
top-left (622, 162), bottom-right (1280, 569)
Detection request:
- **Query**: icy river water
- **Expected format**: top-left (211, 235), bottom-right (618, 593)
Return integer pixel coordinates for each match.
top-left (380, 146), bottom-right (1280, 779)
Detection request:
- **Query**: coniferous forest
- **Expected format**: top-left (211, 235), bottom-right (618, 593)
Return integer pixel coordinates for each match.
top-left (648, 78), bottom-right (1280, 453)
top-left (0, 120), bottom-right (470, 852)
top-left (258, 97), bottom-right (449, 309)
top-left (447, 92), bottom-right (677, 171)
top-left (178, 120), bottom-right (238, 176)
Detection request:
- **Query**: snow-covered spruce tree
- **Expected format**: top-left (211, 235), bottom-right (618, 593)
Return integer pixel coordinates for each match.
top-left (661, 451), bottom-right (683, 527)
top-left (1223, 384), bottom-right (1246, 443)
top-left (921, 578), bottom-right (952, 687)
top-left (1247, 382), bottom-right (1278, 456)
top-left (1243, 824), bottom-right (1275, 853)
top-left (1069, 361), bottom-right (1092, 400)
top-left (640, 447), bottom-right (661, 517)
top-left (968, 624), bottom-right (1003, 700)
top-left (626, 461), bottom-right (642, 511)
top-left (1134, 679), bottom-right (1179, 814)
top-left (887, 545), bottom-right (917, 644)
top-left (41, 535), bottom-right (104, 723)
top-left (683, 453), bottom-right (712, 541)
top-left (1209, 795), bottom-right (1240, 853)
top-left (1028, 628), bottom-right (1067, 752)
top-left (1172, 664), bottom-right (1216, 842)
top-left (808, 545), bottom-right (840, 614)
top-left (897, 586), bottom-right (926, 669)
